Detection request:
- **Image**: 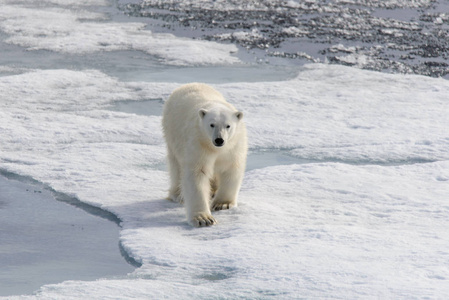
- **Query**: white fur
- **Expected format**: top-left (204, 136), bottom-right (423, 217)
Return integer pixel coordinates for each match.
top-left (162, 83), bottom-right (248, 227)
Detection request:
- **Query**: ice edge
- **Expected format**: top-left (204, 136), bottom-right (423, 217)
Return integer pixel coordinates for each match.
top-left (0, 169), bottom-right (143, 269)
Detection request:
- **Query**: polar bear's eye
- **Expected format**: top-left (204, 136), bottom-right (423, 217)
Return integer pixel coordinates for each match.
top-left (226, 125), bottom-right (231, 129)
top-left (210, 124), bottom-right (215, 128)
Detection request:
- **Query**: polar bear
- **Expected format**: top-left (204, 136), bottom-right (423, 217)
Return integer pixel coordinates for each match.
top-left (162, 83), bottom-right (247, 227)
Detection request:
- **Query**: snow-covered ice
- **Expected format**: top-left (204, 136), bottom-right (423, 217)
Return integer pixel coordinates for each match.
top-left (1, 0), bottom-right (449, 299)
top-left (1, 64), bottom-right (449, 298)
top-left (0, 1), bottom-right (239, 66)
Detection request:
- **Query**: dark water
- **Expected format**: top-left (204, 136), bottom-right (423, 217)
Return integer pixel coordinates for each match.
top-left (0, 174), bottom-right (136, 296)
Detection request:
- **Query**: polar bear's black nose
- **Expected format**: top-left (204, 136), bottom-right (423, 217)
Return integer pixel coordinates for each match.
top-left (214, 138), bottom-right (224, 147)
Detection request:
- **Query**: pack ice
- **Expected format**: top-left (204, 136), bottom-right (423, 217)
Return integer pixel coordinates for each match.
top-left (1, 63), bottom-right (448, 298)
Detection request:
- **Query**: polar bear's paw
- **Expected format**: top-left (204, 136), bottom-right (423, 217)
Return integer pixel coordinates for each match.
top-left (191, 212), bottom-right (217, 227)
top-left (212, 200), bottom-right (236, 211)
top-left (167, 194), bottom-right (184, 204)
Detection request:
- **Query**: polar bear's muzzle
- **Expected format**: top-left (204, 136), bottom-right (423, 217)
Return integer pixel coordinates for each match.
top-left (214, 138), bottom-right (225, 147)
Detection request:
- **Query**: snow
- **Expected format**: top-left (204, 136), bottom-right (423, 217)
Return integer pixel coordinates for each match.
top-left (1, 0), bottom-right (108, 5)
top-left (281, 26), bottom-right (308, 37)
top-left (216, 30), bottom-right (264, 43)
top-left (1, 64), bottom-right (449, 298)
top-left (1, 0), bottom-right (449, 299)
top-left (335, 0), bottom-right (435, 9)
top-left (0, 2), bottom-right (239, 66)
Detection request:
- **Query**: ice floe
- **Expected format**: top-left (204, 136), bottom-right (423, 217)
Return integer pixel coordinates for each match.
top-left (1, 63), bottom-right (449, 298)
top-left (0, 2), bottom-right (239, 66)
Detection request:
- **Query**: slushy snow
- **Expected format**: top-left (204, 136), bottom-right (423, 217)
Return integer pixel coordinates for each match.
top-left (1, 65), bottom-right (449, 299)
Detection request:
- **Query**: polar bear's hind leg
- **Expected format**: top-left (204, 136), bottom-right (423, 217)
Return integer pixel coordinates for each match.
top-left (166, 148), bottom-right (183, 203)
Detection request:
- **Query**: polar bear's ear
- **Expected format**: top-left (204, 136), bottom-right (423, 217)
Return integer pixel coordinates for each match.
top-left (235, 111), bottom-right (243, 121)
top-left (199, 109), bottom-right (208, 119)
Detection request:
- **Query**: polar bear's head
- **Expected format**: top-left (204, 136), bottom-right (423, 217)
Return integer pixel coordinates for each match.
top-left (199, 107), bottom-right (243, 148)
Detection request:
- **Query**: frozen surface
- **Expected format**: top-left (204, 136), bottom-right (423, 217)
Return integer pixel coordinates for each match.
top-left (1, 65), bottom-right (449, 298)
top-left (1, 0), bottom-right (449, 298)
top-left (0, 1), bottom-right (239, 66)
top-left (123, 0), bottom-right (449, 78)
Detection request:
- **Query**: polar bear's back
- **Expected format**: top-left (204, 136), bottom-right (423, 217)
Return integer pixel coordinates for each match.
top-left (163, 83), bottom-right (229, 118)
top-left (163, 82), bottom-right (233, 125)
top-left (168, 83), bottom-right (226, 105)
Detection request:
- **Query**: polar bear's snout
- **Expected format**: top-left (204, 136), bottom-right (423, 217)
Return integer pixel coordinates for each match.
top-left (214, 137), bottom-right (224, 147)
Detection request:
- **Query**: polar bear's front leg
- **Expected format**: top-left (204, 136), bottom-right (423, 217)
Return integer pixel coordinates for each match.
top-left (182, 167), bottom-right (217, 227)
top-left (212, 167), bottom-right (244, 211)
